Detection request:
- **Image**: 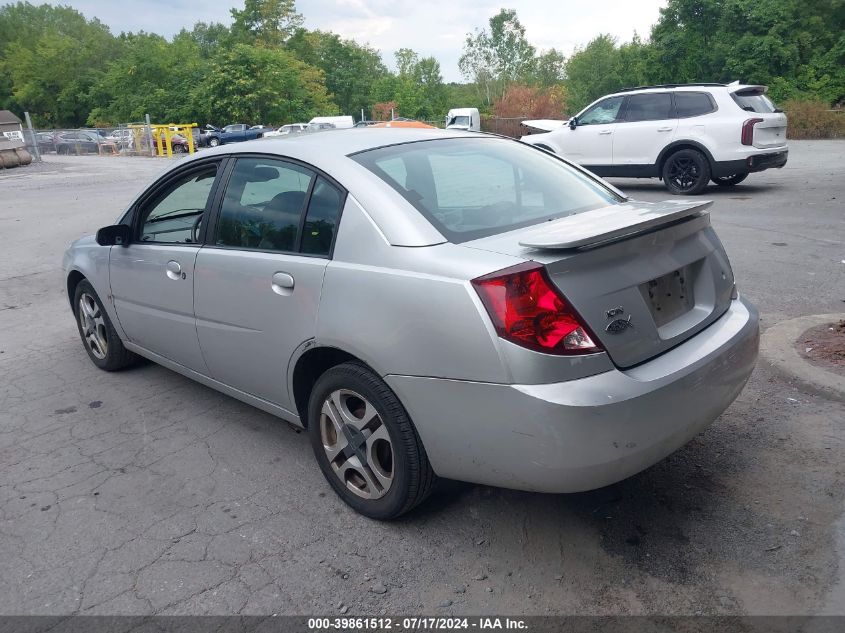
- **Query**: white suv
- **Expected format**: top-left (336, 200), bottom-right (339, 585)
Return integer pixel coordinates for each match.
top-left (521, 83), bottom-right (788, 195)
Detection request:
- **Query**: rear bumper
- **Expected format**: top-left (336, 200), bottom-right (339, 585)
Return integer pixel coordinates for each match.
top-left (712, 149), bottom-right (788, 176)
top-left (386, 297), bottom-right (759, 493)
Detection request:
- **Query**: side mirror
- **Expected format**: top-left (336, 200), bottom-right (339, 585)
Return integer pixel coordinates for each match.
top-left (96, 224), bottom-right (131, 246)
top-left (569, 117), bottom-right (578, 130)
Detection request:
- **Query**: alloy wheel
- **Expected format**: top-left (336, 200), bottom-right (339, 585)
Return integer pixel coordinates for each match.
top-left (319, 389), bottom-right (394, 500)
top-left (78, 293), bottom-right (108, 360)
top-left (667, 156), bottom-right (701, 191)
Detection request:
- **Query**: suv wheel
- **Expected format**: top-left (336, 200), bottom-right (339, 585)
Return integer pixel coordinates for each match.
top-left (207, 137), bottom-right (220, 147)
top-left (662, 149), bottom-right (711, 195)
top-left (308, 362), bottom-right (437, 520)
top-left (712, 173), bottom-right (748, 187)
top-left (73, 280), bottom-right (137, 371)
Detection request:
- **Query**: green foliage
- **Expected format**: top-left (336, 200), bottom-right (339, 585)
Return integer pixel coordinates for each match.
top-left (0, 1), bottom-right (116, 126)
top-left (286, 29), bottom-right (389, 118)
top-left (563, 0), bottom-right (845, 114)
top-left (230, 0), bottom-right (302, 47)
top-left (2, 0), bottom-right (841, 131)
top-left (199, 43), bottom-right (334, 124)
top-left (459, 9), bottom-right (536, 105)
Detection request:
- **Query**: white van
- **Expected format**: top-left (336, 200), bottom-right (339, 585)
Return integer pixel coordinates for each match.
top-left (308, 116), bottom-right (354, 130)
top-left (445, 108), bottom-right (481, 132)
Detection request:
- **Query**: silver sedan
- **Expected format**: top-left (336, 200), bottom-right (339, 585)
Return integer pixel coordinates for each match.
top-left (63, 129), bottom-right (759, 519)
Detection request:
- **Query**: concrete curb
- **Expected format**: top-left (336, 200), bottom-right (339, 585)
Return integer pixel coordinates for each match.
top-left (760, 313), bottom-right (845, 401)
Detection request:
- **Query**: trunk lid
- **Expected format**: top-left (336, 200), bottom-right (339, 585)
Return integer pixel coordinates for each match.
top-left (751, 113), bottom-right (788, 148)
top-left (461, 200), bottom-right (736, 368)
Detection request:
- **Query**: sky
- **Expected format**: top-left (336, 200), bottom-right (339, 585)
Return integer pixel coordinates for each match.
top-left (43, 0), bottom-right (667, 82)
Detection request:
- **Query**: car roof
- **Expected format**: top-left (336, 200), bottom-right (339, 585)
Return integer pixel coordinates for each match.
top-left (171, 128), bottom-right (482, 247)
top-left (199, 127), bottom-right (476, 161)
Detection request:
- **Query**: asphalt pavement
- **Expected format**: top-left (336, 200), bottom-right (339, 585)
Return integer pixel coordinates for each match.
top-left (0, 141), bottom-right (843, 616)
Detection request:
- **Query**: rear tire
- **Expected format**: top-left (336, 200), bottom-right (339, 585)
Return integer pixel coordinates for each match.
top-left (73, 280), bottom-right (137, 371)
top-left (712, 173), bottom-right (748, 186)
top-left (662, 149), bottom-right (711, 195)
top-left (307, 362), bottom-right (437, 520)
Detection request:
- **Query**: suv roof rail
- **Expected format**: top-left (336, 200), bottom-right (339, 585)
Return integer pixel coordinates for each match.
top-left (615, 83), bottom-right (728, 93)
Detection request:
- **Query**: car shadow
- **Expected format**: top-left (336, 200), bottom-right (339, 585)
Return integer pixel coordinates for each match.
top-left (403, 423), bottom-right (783, 588)
top-left (608, 180), bottom-right (785, 198)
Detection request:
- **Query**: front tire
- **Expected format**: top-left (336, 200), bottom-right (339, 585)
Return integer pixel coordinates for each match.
top-left (712, 173), bottom-right (748, 186)
top-left (307, 362), bottom-right (436, 520)
top-left (207, 137), bottom-right (220, 148)
top-left (73, 280), bottom-right (137, 371)
top-left (662, 149), bottom-right (711, 195)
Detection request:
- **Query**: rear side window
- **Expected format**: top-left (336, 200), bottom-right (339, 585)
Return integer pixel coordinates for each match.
top-left (353, 137), bottom-right (622, 243)
top-left (624, 93), bottom-right (673, 122)
top-left (301, 177), bottom-right (343, 256)
top-left (215, 157), bottom-right (313, 252)
top-left (674, 92), bottom-right (716, 117)
top-left (731, 91), bottom-right (777, 113)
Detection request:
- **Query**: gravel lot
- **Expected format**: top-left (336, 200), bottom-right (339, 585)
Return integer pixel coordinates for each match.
top-left (1, 141), bottom-right (843, 616)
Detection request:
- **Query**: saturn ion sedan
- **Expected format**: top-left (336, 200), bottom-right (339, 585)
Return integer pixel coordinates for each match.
top-left (63, 129), bottom-right (759, 519)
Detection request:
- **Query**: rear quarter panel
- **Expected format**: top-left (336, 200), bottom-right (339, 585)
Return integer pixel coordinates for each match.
top-left (316, 196), bottom-right (517, 382)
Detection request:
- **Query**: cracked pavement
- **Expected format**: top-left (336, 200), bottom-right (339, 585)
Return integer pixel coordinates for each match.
top-left (1, 144), bottom-right (843, 616)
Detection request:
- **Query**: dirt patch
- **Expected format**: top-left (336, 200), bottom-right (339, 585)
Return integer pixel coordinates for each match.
top-left (797, 321), bottom-right (845, 376)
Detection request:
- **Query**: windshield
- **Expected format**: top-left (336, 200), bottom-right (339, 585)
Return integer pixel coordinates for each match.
top-left (731, 91), bottom-right (777, 113)
top-left (448, 116), bottom-right (470, 127)
top-left (353, 138), bottom-right (622, 243)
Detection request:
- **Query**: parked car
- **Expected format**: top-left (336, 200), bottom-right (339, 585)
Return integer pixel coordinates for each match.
top-left (164, 134), bottom-right (190, 153)
top-left (306, 122), bottom-right (336, 133)
top-left (309, 115), bottom-right (354, 129)
top-left (521, 82), bottom-right (788, 194)
top-left (64, 129), bottom-right (759, 519)
top-left (263, 123), bottom-right (308, 138)
top-left (106, 129), bottom-right (137, 149)
top-left (202, 123), bottom-right (268, 147)
top-left (55, 131), bottom-right (117, 155)
top-left (36, 132), bottom-right (57, 153)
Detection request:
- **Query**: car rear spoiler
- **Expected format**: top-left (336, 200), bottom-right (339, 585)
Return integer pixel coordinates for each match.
top-left (727, 83), bottom-right (768, 96)
top-left (518, 200), bottom-right (713, 250)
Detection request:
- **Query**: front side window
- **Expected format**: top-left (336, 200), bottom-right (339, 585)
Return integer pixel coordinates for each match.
top-left (353, 137), bottom-right (622, 243)
top-left (139, 165), bottom-right (218, 243)
top-left (624, 93), bottom-right (673, 122)
top-left (578, 96), bottom-right (625, 125)
top-left (674, 92), bottom-right (716, 118)
top-left (215, 157), bottom-right (314, 252)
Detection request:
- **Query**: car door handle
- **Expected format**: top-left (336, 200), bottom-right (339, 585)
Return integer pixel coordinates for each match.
top-left (165, 260), bottom-right (183, 280)
top-left (271, 272), bottom-right (295, 295)
top-left (657, 127), bottom-right (674, 132)
top-left (598, 130), bottom-right (613, 135)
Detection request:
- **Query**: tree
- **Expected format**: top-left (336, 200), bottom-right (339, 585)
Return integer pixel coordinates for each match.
top-left (459, 9), bottom-right (536, 105)
top-left (564, 34), bottom-right (624, 112)
top-left (0, 2), bottom-right (117, 126)
top-left (199, 43), bottom-right (334, 124)
top-left (287, 29), bottom-right (388, 117)
top-left (531, 48), bottom-right (566, 88)
top-left (231, 0), bottom-right (303, 47)
top-left (87, 32), bottom-right (208, 125)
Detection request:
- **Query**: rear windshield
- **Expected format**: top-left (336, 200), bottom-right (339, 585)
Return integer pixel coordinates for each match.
top-left (731, 91), bottom-right (777, 113)
top-left (352, 138), bottom-right (622, 242)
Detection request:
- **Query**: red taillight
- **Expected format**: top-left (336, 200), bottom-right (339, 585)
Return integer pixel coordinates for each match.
top-left (471, 262), bottom-right (603, 355)
top-left (741, 117), bottom-right (763, 146)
